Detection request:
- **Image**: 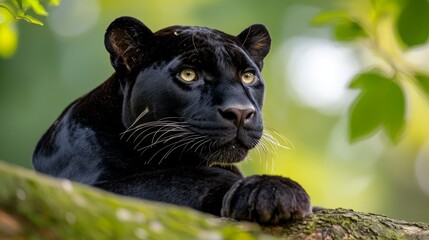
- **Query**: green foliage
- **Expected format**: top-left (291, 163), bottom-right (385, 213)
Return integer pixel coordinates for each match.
top-left (348, 71), bottom-right (405, 143)
top-left (397, 0), bottom-right (429, 47)
top-left (0, 0), bottom-right (59, 57)
top-left (0, 0), bottom-right (59, 25)
top-left (311, 10), bottom-right (350, 25)
top-left (414, 73), bottom-right (429, 100)
top-left (311, 11), bottom-right (367, 42)
top-left (333, 20), bottom-right (367, 43)
top-left (312, 0), bottom-right (429, 144)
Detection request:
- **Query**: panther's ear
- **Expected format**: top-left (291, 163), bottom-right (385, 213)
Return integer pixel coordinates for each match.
top-left (105, 16), bottom-right (153, 74)
top-left (237, 24), bottom-right (271, 69)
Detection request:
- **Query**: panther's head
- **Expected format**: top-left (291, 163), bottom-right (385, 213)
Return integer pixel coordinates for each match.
top-left (105, 17), bottom-right (271, 166)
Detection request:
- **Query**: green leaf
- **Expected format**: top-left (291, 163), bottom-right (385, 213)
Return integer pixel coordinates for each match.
top-left (15, 0), bottom-right (23, 9)
top-left (397, 0), bottom-right (429, 48)
top-left (414, 73), bottom-right (429, 100)
top-left (348, 71), bottom-right (406, 143)
top-left (0, 3), bottom-right (17, 17)
top-left (17, 14), bottom-right (44, 25)
top-left (333, 20), bottom-right (367, 42)
top-left (2, 0), bottom-right (60, 26)
top-left (311, 11), bottom-right (366, 42)
top-left (47, 0), bottom-right (60, 6)
top-left (23, 0), bottom-right (48, 16)
top-left (311, 10), bottom-right (349, 26)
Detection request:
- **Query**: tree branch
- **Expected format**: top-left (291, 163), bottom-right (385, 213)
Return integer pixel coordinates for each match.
top-left (0, 161), bottom-right (427, 239)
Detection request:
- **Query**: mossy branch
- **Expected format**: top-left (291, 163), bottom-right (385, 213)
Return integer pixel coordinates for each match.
top-left (0, 161), bottom-right (428, 239)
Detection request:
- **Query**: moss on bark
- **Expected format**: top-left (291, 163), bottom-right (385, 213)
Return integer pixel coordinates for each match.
top-left (0, 161), bottom-right (428, 240)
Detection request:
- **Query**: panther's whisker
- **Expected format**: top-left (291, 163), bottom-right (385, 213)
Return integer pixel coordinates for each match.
top-left (262, 135), bottom-right (278, 153)
top-left (262, 130), bottom-right (290, 150)
top-left (162, 134), bottom-right (202, 155)
top-left (259, 140), bottom-right (276, 173)
top-left (121, 108), bottom-right (150, 137)
top-left (255, 140), bottom-right (268, 165)
top-left (193, 139), bottom-right (207, 155)
top-left (142, 138), bottom-right (189, 163)
top-left (137, 132), bottom-right (192, 153)
top-left (162, 135), bottom-right (203, 163)
top-left (131, 123), bottom-right (188, 148)
top-left (129, 125), bottom-right (159, 143)
top-left (150, 123), bottom-right (189, 145)
top-left (193, 139), bottom-right (212, 156)
top-left (150, 132), bottom-right (195, 148)
top-left (191, 137), bottom-right (211, 153)
top-left (123, 119), bottom-right (187, 136)
top-left (261, 142), bottom-right (273, 172)
top-left (123, 126), bottom-right (152, 145)
top-left (159, 131), bottom-right (193, 143)
top-left (208, 140), bottom-right (216, 153)
top-left (175, 136), bottom-right (202, 162)
top-left (129, 122), bottom-right (186, 132)
top-left (155, 137), bottom-right (197, 164)
top-left (261, 136), bottom-right (280, 159)
top-left (125, 123), bottom-right (172, 144)
top-left (263, 126), bottom-right (294, 150)
top-left (132, 126), bottom-right (162, 146)
top-left (139, 133), bottom-right (191, 150)
top-left (254, 143), bottom-right (264, 165)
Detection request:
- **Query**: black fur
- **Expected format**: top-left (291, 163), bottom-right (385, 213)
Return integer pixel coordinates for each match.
top-left (33, 16), bottom-right (311, 224)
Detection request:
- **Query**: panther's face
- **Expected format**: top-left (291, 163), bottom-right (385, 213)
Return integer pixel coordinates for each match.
top-left (105, 17), bottom-right (271, 166)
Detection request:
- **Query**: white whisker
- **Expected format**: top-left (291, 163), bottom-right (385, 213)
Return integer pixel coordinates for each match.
top-left (120, 108), bottom-right (150, 137)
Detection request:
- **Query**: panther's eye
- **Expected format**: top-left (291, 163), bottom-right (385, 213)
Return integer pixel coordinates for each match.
top-left (241, 71), bottom-right (256, 84)
top-left (179, 69), bottom-right (198, 82)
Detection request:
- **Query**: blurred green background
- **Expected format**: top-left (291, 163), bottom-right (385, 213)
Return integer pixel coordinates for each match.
top-left (1, 0), bottom-right (428, 222)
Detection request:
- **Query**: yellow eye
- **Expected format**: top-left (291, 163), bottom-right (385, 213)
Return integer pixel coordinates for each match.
top-left (241, 71), bottom-right (256, 84)
top-left (179, 69), bottom-right (197, 82)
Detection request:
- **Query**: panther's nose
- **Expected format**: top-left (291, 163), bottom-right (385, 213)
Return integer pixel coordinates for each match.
top-left (219, 105), bottom-right (255, 127)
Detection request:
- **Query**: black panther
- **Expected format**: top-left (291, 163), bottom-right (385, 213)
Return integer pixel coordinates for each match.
top-left (33, 16), bottom-right (312, 224)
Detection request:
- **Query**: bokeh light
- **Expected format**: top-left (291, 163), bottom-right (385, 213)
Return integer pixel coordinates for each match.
top-left (49, 0), bottom-right (100, 38)
top-left (415, 140), bottom-right (429, 197)
top-left (284, 37), bottom-right (361, 114)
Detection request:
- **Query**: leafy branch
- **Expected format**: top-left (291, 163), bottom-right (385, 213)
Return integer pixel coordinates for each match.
top-left (0, 0), bottom-right (59, 26)
top-left (0, 0), bottom-right (59, 57)
top-left (312, 0), bottom-right (429, 143)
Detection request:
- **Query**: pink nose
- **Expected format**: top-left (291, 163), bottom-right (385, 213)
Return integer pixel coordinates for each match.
top-left (219, 107), bottom-right (255, 127)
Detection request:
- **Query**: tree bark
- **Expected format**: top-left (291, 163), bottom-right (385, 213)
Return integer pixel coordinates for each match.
top-left (0, 161), bottom-right (428, 240)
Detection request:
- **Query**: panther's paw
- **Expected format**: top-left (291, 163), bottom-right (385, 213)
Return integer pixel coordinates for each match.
top-left (221, 175), bottom-right (312, 225)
